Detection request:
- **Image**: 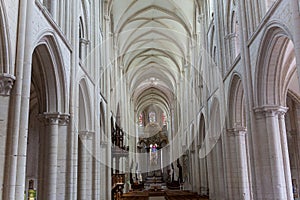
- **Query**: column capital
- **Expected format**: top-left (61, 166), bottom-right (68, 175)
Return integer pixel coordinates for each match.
top-left (80, 38), bottom-right (90, 45)
top-left (39, 112), bottom-right (70, 125)
top-left (58, 114), bottom-right (70, 126)
top-left (227, 127), bottom-right (247, 137)
top-left (0, 73), bottom-right (15, 96)
top-left (254, 105), bottom-right (288, 116)
top-left (41, 112), bottom-right (60, 125)
top-left (79, 130), bottom-right (95, 140)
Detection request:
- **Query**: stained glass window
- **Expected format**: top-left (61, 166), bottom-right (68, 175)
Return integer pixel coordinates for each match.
top-left (139, 113), bottom-right (143, 127)
top-left (149, 112), bottom-right (156, 123)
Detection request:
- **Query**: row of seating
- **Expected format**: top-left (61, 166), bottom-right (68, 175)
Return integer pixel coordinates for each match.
top-left (121, 190), bottom-right (209, 200)
top-left (121, 191), bottom-right (148, 200)
top-left (165, 191), bottom-right (207, 200)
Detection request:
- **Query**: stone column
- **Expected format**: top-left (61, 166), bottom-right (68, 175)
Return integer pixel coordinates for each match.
top-left (194, 143), bottom-right (200, 194)
top-left (86, 132), bottom-right (94, 200)
top-left (104, 12), bottom-right (112, 199)
top-left (207, 137), bottom-right (218, 200)
top-left (190, 149), bottom-right (195, 191)
top-left (78, 131), bottom-right (94, 200)
top-left (79, 38), bottom-right (89, 61)
top-left (191, 140), bottom-right (200, 193)
top-left (78, 131), bottom-right (90, 200)
top-left (198, 144), bottom-right (208, 196)
top-left (254, 106), bottom-right (290, 200)
top-left (0, 74), bottom-right (15, 199)
top-left (227, 128), bottom-right (250, 200)
top-left (43, 113), bottom-right (60, 200)
top-left (170, 107), bottom-right (175, 163)
top-left (56, 114), bottom-right (70, 199)
top-left (3, 0), bottom-right (33, 199)
top-left (278, 112), bottom-right (293, 200)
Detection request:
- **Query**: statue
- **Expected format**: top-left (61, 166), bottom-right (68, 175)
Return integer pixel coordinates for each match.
top-left (177, 159), bottom-right (183, 184)
top-left (171, 163), bottom-right (174, 182)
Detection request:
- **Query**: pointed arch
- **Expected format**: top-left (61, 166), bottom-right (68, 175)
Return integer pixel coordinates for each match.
top-left (80, 0), bottom-right (90, 40)
top-left (255, 23), bottom-right (296, 107)
top-left (228, 73), bottom-right (245, 128)
top-left (100, 101), bottom-right (106, 140)
top-left (32, 34), bottom-right (67, 113)
top-left (198, 113), bottom-right (206, 148)
top-left (78, 78), bottom-right (93, 131)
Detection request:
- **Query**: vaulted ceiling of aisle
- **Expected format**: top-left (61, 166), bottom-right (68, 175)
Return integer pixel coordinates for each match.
top-left (109, 0), bottom-right (198, 114)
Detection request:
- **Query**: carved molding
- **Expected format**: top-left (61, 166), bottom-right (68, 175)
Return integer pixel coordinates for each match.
top-left (59, 114), bottom-right (70, 126)
top-left (80, 38), bottom-right (90, 45)
top-left (0, 73), bottom-right (15, 96)
top-left (254, 105), bottom-right (288, 117)
top-left (39, 112), bottom-right (70, 126)
top-left (42, 113), bottom-right (60, 125)
top-left (227, 127), bottom-right (247, 137)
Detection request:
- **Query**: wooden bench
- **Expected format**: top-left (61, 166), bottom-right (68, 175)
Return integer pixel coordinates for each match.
top-left (121, 191), bottom-right (149, 200)
top-left (121, 190), bottom-right (209, 200)
top-left (165, 190), bottom-right (208, 200)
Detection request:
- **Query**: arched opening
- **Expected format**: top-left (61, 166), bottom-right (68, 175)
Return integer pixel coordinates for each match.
top-left (254, 26), bottom-right (299, 199)
top-left (286, 94), bottom-right (300, 198)
top-left (100, 102), bottom-right (105, 142)
top-left (227, 74), bottom-right (251, 200)
top-left (78, 1), bottom-right (90, 67)
top-left (281, 40), bottom-right (300, 199)
top-left (79, 17), bottom-right (84, 60)
top-left (228, 75), bottom-right (246, 128)
top-left (231, 11), bottom-right (240, 60)
top-left (25, 37), bottom-right (67, 200)
top-left (77, 79), bottom-right (93, 200)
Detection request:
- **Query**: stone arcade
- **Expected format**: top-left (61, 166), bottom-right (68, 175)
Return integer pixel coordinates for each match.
top-left (1, 0), bottom-right (300, 200)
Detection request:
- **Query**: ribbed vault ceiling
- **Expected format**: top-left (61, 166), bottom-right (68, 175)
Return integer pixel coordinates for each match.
top-left (109, 0), bottom-right (197, 115)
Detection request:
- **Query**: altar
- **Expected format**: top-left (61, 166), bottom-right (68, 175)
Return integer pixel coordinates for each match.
top-left (136, 122), bottom-right (169, 185)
